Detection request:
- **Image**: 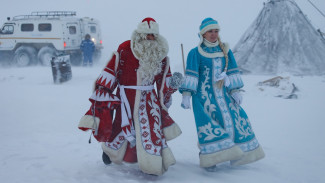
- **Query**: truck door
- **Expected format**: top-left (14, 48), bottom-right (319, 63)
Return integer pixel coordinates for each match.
top-left (0, 24), bottom-right (16, 50)
top-left (65, 23), bottom-right (81, 49)
top-left (87, 23), bottom-right (102, 47)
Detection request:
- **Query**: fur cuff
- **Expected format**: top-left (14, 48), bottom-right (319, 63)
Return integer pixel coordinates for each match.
top-left (230, 146), bottom-right (265, 166)
top-left (78, 115), bottom-right (99, 131)
top-left (199, 146), bottom-right (244, 167)
top-left (101, 141), bottom-right (128, 165)
top-left (163, 123), bottom-right (182, 141)
top-left (162, 147), bottom-right (176, 171)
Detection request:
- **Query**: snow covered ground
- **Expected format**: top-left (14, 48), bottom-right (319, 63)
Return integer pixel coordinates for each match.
top-left (1, 0), bottom-right (325, 182)
top-left (1, 64), bottom-right (325, 183)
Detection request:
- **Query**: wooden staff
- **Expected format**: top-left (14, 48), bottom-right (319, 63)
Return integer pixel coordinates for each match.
top-left (181, 44), bottom-right (185, 74)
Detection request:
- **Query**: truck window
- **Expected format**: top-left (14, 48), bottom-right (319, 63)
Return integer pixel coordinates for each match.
top-left (69, 26), bottom-right (76, 34)
top-left (1, 25), bottom-right (14, 34)
top-left (38, 23), bottom-right (51, 32)
top-left (90, 26), bottom-right (96, 33)
top-left (21, 24), bottom-right (34, 32)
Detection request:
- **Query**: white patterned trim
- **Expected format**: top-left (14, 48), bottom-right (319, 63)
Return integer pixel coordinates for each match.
top-left (180, 75), bottom-right (198, 91)
top-left (104, 131), bottom-right (126, 150)
top-left (138, 91), bottom-right (162, 155)
top-left (212, 58), bottom-right (234, 139)
top-left (237, 137), bottom-right (260, 152)
top-left (89, 90), bottom-right (120, 102)
top-left (199, 138), bottom-right (235, 154)
top-left (97, 71), bottom-right (116, 88)
top-left (228, 73), bottom-right (244, 89)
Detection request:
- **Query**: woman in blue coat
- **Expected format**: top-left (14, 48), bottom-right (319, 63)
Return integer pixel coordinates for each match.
top-left (179, 18), bottom-right (265, 171)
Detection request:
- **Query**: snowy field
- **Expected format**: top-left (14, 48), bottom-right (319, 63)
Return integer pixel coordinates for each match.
top-left (1, 64), bottom-right (325, 183)
top-left (1, 0), bottom-right (325, 182)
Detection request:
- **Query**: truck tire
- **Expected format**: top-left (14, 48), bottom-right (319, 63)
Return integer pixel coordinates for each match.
top-left (38, 46), bottom-right (58, 66)
top-left (13, 46), bottom-right (37, 67)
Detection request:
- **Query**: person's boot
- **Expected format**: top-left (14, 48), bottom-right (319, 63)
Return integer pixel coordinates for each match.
top-left (102, 152), bottom-right (112, 165)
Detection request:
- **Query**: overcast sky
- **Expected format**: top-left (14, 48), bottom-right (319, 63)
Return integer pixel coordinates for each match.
top-left (1, 0), bottom-right (324, 68)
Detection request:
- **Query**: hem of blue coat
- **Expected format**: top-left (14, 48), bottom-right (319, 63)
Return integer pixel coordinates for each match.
top-left (199, 145), bottom-right (244, 167)
top-left (230, 145), bottom-right (265, 166)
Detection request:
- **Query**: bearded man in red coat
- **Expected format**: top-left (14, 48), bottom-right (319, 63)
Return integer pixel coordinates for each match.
top-left (78, 17), bottom-right (182, 176)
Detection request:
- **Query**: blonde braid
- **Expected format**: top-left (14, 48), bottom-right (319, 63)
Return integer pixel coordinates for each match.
top-left (217, 36), bottom-right (229, 88)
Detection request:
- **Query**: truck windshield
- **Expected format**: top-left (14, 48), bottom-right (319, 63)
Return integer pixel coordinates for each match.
top-left (1, 25), bottom-right (14, 34)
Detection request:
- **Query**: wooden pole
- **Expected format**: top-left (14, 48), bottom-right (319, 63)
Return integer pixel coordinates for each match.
top-left (181, 44), bottom-right (185, 74)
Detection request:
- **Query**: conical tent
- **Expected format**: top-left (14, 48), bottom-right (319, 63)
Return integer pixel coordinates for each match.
top-left (233, 0), bottom-right (325, 75)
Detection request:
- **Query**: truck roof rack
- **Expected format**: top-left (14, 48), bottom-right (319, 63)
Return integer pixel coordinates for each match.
top-left (13, 11), bottom-right (76, 20)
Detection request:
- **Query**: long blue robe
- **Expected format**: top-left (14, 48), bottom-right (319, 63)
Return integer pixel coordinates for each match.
top-left (180, 41), bottom-right (265, 167)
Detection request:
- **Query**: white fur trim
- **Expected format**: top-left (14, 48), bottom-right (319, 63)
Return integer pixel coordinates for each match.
top-left (199, 146), bottom-right (244, 167)
top-left (163, 123), bottom-right (182, 141)
top-left (162, 147), bottom-right (176, 170)
top-left (136, 20), bottom-right (159, 34)
top-left (101, 141), bottom-right (128, 165)
top-left (78, 115), bottom-right (100, 130)
top-left (200, 24), bottom-right (220, 35)
top-left (198, 40), bottom-right (230, 58)
top-left (230, 146), bottom-right (265, 166)
top-left (159, 57), bottom-right (170, 112)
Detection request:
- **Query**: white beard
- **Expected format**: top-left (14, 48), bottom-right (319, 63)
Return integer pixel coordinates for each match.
top-left (132, 33), bottom-right (167, 85)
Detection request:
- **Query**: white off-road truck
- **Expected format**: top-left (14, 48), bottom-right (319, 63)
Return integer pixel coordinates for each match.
top-left (0, 11), bottom-right (103, 66)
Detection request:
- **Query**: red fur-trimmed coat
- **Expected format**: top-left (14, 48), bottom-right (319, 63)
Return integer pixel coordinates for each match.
top-left (78, 40), bottom-right (181, 175)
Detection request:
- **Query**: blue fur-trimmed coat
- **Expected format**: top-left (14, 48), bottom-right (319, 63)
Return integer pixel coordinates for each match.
top-left (179, 41), bottom-right (265, 167)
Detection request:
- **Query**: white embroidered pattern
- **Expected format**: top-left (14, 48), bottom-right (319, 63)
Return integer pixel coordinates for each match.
top-left (198, 66), bottom-right (225, 141)
top-left (105, 131), bottom-right (125, 150)
top-left (229, 103), bottom-right (253, 140)
top-left (148, 92), bottom-right (162, 145)
top-left (212, 58), bottom-right (234, 139)
top-left (139, 91), bottom-right (162, 155)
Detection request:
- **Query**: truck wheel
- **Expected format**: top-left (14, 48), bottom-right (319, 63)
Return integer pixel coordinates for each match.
top-left (13, 46), bottom-right (37, 67)
top-left (38, 47), bottom-right (57, 66)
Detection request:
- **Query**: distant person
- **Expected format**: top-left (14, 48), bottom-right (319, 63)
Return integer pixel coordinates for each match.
top-left (179, 17), bottom-right (265, 172)
top-left (80, 34), bottom-right (95, 66)
top-left (78, 17), bottom-right (182, 176)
